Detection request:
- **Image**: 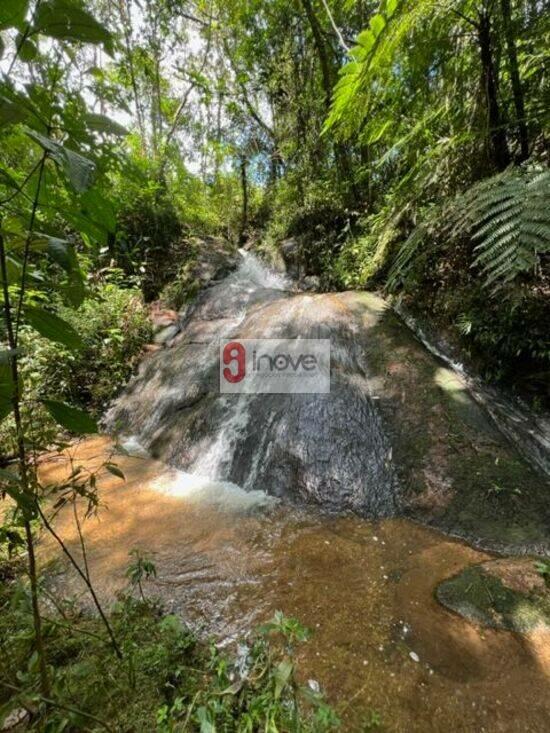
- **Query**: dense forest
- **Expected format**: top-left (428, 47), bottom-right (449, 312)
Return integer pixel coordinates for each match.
top-left (1, 0), bottom-right (549, 730)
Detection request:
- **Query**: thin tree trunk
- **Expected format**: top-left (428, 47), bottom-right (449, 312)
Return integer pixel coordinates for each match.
top-left (117, 0), bottom-right (147, 146)
top-left (300, 0), bottom-right (333, 109)
top-left (500, 0), bottom-right (529, 160)
top-left (240, 156), bottom-right (248, 244)
top-left (0, 227), bottom-right (50, 697)
top-left (300, 0), bottom-right (358, 199)
top-left (478, 11), bottom-right (511, 171)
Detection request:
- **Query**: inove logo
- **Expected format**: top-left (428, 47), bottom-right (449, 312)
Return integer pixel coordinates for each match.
top-left (220, 339), bottom-right (330, 394)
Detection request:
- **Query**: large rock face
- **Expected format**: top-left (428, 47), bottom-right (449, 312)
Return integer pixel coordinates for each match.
top-left (105, 252), bottom-right (550, 554)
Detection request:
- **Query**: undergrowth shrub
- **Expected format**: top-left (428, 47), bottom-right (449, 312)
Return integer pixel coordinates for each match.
top-left (0, 566), bottom-right (339, 732)
top-left (0, 285), bottom-right (151, 460)
top-left (116, 193), bottom-right (183, 302)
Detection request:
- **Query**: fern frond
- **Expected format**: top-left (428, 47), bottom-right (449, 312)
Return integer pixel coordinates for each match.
top-left (452, 166), bottom-right (550, 288)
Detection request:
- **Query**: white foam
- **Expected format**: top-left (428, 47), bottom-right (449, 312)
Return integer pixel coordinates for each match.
top-left (148, 467), bottom-right (278, 512)
top-left (233, 250), bottom-right (290, 291)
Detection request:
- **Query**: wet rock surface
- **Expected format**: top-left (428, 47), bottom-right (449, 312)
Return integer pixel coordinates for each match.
top-left (437, 559), bottom-right (550, 632)
top-left (105, 252), bottom-right (550, 554)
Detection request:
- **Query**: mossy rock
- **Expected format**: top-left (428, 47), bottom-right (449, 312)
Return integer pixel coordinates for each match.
top-left (437, 559), bottom-right (550, 632)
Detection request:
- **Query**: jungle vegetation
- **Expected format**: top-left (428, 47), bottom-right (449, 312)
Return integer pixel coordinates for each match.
top-left (0, 0), bottom-right (548, 729)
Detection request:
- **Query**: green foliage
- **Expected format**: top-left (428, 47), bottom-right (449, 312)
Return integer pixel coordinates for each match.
top-left (452, 167), bottom-right (550, 288)
top-left (535, 561), bottom-right (550, 587)
top-left (126, 548), bottom-right (157, 600)
top-left (0, 284), bottom-right (151, 458)
top-left (33, 0), bottom-right (114, 54)
top-left (158, 610), bottom-right (339, 733)
top-left (41, 399), bottom-right (98, 434)
top-left (0, 561), bottom-right (338, 733)
top-left (23, 305), bottom-right (84, 350)
top-left (31, 284), bottom-right (152, 409)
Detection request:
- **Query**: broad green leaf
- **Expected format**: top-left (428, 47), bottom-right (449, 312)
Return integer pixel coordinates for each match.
top-left (61, 207), bottom-right (108, 245)
top-left (0, 167), bottom-right (20, 189)
top-left (0, 466), bottom-right (36, 518)
top-left (18, 36), bottom-right (38, 61)
top-left (0, 254), bottom-right (23, 285)
top-left (24, 305), bottom-right (84, 350)
top-left (33, 0), bottom-right (114, 54)
top-left (46, 236), bottom-right (76, 271)
top-left (33, 234), bottom-right (86, 305)
top-left (32, 233), bottom-right (80, 273)
top-left (0, 363), bottom-right (15, 424)
top-left (0, 467), bottom-right (21, 484)
top-left (195, 708), bottom-right (215, 733)
top-left (58, 271), bottom-right (86, 307)
top-left (25, 129), bottom-right (95, 192)
top-left (370, 14), bottom-right (386, 36)
top-left (105, 463), bottom-right (125, 479)
top-left (357, 29), bottom-right (375, 51)
top-left (0, 0), bottom-right (29, 30)
top-left (86, 113), bottom-right (127, 137)
top-left (42, 399), bottom-right (97, 434)
top-left (80, 189), bottom-right (117, 233)
top-left (1, 482), bottom-right (37, 517)
top-left (273, 658), bottom-right (293, 700)
top-left (0, 96), bottom-right (28, 127)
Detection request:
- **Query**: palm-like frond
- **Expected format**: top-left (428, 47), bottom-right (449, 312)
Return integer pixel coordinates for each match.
top-left (452, 167), bottom-right (550, 287)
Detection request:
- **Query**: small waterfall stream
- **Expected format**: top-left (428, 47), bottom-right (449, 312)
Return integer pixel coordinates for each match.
top-left (107, 250), bottom-right (401, 518)
top-left (105, 249), bottom-right (549, 554)
top-left (43, 251), bottom-right (550, 730)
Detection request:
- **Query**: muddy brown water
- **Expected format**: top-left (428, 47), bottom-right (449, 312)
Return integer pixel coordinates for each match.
top-left (39, 437), bottom-right (550, 732)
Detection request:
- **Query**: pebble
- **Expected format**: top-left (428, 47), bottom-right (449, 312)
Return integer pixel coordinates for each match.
top-left (409, 651), bottom-right (420, 663)
top-left (308, 679), bottom-right (320, 693)
top-left (1, 708), bottom-right (29, 731)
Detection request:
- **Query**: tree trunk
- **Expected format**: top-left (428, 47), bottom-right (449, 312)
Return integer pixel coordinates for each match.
top-left (300, 0), bottom-right (334, 109)
top-left (500, 0), bottom-right (529, 160)
top-left (117, 0), bottom-right (146, 147)
top-left (240, 156), bottom-right (248, 244)
top-left (0, 228), bottom-right (50, 697)
top-left (300, 0), bottom-right (359, 200)
top-left (478, 10), bottom-right (511, 171)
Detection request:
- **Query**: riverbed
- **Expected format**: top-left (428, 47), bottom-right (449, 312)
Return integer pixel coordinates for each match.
top-left (40, 437), bottom-right (550, 732)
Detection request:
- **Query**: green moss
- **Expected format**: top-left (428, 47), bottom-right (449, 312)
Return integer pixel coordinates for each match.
top-left (437, 565), bottom-right (550, 632)
top-left (341, 298), bottom-right (550, 551)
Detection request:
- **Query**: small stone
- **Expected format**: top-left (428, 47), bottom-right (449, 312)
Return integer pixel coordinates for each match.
top-left (373, 536), bottom-right (378, 542)
top-left (308, 679), bottom-right (320, 693)
top-left (409, 651), bottom-right (420, 663)
top-left (1, 708), bottom-right (30, 731)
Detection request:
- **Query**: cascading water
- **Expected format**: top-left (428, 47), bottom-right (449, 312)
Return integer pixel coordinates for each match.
top-left (105, 249), bottom-right (549, 553)
top-left (106, 250), bottom-right (401, 517)
top-left (46, 250), bottom-right (550, 732)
